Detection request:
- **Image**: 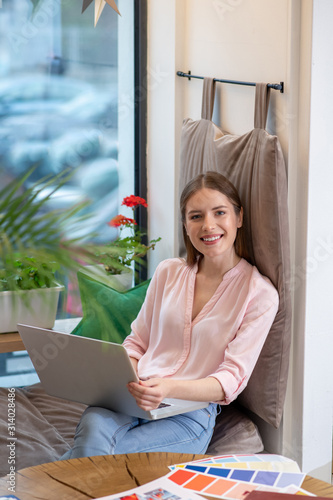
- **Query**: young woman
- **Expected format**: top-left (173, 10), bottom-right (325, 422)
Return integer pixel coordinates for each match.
top-left (62, 171), bottom-right (278, 459)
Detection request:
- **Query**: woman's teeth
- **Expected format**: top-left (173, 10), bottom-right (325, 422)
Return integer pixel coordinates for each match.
top-left (202, 235), bottom-right (222, 242)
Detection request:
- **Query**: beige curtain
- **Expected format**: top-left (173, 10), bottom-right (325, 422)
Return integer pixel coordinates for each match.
top-left (179, 79), bottom-right (291, 428)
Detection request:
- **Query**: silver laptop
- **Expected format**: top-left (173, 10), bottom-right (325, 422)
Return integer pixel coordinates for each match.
top-left (17, 323), bottom-right (208, 420)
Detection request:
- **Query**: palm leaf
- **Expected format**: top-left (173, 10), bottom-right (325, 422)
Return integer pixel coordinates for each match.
top-left (0, 167), bottom-right (126, 293)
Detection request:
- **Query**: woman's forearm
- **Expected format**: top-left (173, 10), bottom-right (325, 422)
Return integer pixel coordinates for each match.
top-left (168, 376), bottom-right (225, 403)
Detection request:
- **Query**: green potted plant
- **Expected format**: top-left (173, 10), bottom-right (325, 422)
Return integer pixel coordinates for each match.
top-left (0, 167), bottom-right (125, 333)
top-left (85, 194), bottom-right (161, 290)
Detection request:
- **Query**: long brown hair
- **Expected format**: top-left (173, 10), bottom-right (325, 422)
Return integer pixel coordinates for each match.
top-left (180, 171), bottom-right (248, 265)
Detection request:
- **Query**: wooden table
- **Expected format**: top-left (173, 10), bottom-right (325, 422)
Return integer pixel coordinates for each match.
top-left (0, 331), bottom-right (25, 353)
top-left (1, 453), bottom-right (333, 500)
top-left (0, 317), bottom-right (82, 353)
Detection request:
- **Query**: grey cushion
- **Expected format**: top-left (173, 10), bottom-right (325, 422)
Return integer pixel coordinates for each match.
top-left (0, 384), bottom-right (86, 476)
top-left (207, 404), bottom-right (263, 455)
top-left (0, 384), bottom-right (262, 475)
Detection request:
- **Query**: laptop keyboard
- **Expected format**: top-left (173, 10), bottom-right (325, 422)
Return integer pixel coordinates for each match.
top-left (157, 402), bottom-right (171, 409)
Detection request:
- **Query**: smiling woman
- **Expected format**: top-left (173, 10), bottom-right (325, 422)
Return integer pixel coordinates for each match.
top-left (61, 171), bottom-right (279, 460)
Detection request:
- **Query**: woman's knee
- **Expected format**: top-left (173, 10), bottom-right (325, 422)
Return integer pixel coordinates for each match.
top-left (76, 407), bottom-right (111, 438)
top-left (76, 407), bottom-right (139, 445)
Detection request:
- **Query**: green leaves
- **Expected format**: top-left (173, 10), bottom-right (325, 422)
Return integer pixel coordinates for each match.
top-left (105, 196), bottom-right (161, 276)
top-left (0, 167), bottom-right (110, 292)
top-left (0, 167), bottom-right (158, 294)
top-left (95, 233), bottom-right (161, 276)
top-left (0, 257), bottom-right (59, 292)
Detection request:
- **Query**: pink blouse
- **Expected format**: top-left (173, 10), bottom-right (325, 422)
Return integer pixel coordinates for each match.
top-left (123, 258), bottom-right (279, 405)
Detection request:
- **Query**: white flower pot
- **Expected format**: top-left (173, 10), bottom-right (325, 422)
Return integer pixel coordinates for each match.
top-left (0, 285), bottom-right (64, 334)
top-left (81, 265), bottom-right (133, 291)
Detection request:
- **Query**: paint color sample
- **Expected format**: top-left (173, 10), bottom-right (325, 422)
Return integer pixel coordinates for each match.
top-left (276, 473), bottom-right (305, 488)
top-left (224, 463), bottom-right (248, 469)
top-left (194, 459), bottom-right (214, 464)
top-left (215, 457), bottom-right (237, 463)
top-left (207, 467), bottom-right (231, 478)
top-left (169, 469), bottom-right (195, 485)
top-left (230, 469), bottom-right (256, 482)
top-left (236, 456), bottom-right (262, 462)
top-left (256, 486), bottom-right (282, 493)
top-left (186, 465), bottom-right (208, 473)
top-left (204, 478), bottom-right (238, 496)
top-left (249, 463), bottom-right (273, 471)
top-left (254, 471), bottom-right (279, 486)
top-left (183, 474), bottom-right (216, 491)
top-left (226, 483), bottom-right (258, 499)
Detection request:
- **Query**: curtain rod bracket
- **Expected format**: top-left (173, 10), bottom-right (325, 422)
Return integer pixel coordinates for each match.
top-left (177, 70), bottom-right (192, 81)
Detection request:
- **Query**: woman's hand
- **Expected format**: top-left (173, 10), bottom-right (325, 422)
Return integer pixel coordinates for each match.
top-left (127, 376), bottom-right (225, 411)
top-left (127, 378), bottom-right (173, 411)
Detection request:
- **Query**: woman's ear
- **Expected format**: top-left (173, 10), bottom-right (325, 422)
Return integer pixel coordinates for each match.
top-left (237, 207), bottom-right (244, 228)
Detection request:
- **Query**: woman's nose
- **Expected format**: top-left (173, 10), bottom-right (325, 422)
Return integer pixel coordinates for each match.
top-left (202, 214), bottom-right (215, 230)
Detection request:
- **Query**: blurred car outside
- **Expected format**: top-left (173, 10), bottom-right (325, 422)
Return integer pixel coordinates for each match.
top-left (0, 73), bottom-right (119, 243)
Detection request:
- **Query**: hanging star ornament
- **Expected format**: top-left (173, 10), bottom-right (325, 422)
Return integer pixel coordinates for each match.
top-left (82, 0), bottom-right (121, 27)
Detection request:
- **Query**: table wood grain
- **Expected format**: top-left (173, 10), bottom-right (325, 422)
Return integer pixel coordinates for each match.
top-left (0, 453), bottom-right (205, 499)
top-left (0, 332), bottom-right (25, 353)
top-left (1, 453), bottom-right (333, 500)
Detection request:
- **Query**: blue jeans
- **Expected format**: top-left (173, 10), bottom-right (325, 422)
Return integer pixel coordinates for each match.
top-left (61, 403), bottom-right (218, 459)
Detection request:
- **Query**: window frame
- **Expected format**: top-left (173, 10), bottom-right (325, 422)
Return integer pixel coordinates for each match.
top-left (134, 0), bottom-right (148, 282)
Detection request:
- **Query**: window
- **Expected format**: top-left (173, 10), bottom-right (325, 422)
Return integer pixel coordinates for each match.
top-left (0, 0), bottom-right (139, 242)
top-left (0, 0), bottom-right (147, 386)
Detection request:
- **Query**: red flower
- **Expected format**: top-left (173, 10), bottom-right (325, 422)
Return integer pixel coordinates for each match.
top-left (108, 214), bottom-right (137, 228)
top-left (122, 195), bottom-right (148, 208)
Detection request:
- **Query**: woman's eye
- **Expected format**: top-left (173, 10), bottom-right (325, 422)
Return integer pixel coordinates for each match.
top-left (190, 214), bottom-right (201, 220)
top-left (216, 211), bottom-right (225, 216)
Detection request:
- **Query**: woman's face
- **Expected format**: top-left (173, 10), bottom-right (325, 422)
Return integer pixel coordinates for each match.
top-left (184, 187), bottom-right (243, 261)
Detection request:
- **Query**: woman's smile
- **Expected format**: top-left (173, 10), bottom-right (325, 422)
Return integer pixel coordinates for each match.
top-left (200, 234), bottom-right (223, 243)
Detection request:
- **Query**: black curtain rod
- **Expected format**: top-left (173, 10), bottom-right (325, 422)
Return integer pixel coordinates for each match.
top-left (177, 71), bottom-right (284, 93)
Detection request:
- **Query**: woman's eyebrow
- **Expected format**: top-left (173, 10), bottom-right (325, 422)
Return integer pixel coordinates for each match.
top-left (187, 205), bottom-right (227, 214)
top-left (212, 205), bottom-right (228, 210)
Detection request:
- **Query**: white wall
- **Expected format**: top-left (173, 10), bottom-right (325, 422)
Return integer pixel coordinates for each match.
top-left (282, 0), bottom-right (312, 476)
top-left (147, 0), bottom-right (333, 482)
top-left (147, 0), bottom-right (184, 269)
top-left (294, 0), bottom-right (333, 480)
